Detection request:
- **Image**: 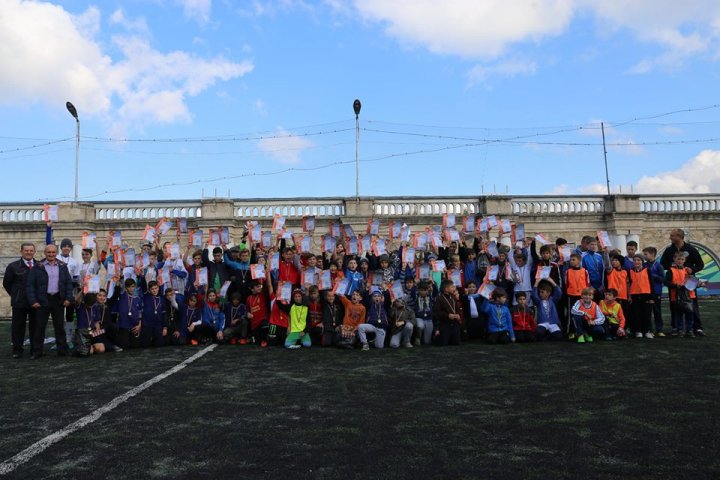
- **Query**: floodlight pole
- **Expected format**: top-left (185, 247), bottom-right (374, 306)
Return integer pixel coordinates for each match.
top-left (353, 99), bottom-right (362, 203)
top-left (66, 102), bottom-right (80, 202)
top-left (601, 122), bottom-right (610, 195)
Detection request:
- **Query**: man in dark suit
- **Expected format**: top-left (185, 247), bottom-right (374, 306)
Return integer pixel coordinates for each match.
top-left (26, 244), bottom-right (74, 358)
top-left (3, 243), bottom-right (37, 359)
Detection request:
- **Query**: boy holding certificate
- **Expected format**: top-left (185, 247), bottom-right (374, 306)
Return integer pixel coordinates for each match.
top-left (532, 278), bottom-right (563, 341)
top-left (140, 281), bottom-right (166, 348)
top-left (246, 279), bottom-right (271, 347)
top-left (113, 278), bottom-right (143, 349)
top-left (664, 251), bottom-right (697, 337)
top-left (278, 289), bottom-right (312, 349)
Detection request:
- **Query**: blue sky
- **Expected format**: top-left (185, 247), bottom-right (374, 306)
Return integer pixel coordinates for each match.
top-left (1, 0), bottom-right (720, 203)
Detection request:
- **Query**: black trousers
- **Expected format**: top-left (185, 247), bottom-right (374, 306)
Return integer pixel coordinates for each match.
top-left (11, 306), bottom-right (36, 354)
top-left (267, 324), bottom-right (287, 346)
top-left (117, 328), bottom-right (141, 349)
top-left (140, 325), bottom-right (166, 348)
top-left (103, 321), bottom-right (120, 347)
top-left (630, 296), bottom-right (652, 334)
top-left (487, 331), bottom-right (511, 344)
top-left (515, 330), bottom-right (535, 342)
top-left (437, 322), bottom-right (461, 346)
top-left (33, 295), bottom-right (68, 355)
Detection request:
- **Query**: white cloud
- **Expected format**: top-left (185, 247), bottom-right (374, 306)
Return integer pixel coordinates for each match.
top-left (545, 184), bottom-right (569, 195)
top-left (110, 8), bottom-right (150, 34)
top-left (577, 183), bottom-right (608, 195)
top-left (353, 0), bottom-right (574, 59)
top-left (254, 98), bottom-right (268, 116)
top-left (634, 150), bottom-right (720, 193)
top-left (555, 150), bottom-right (720, 195)
top-left (0, 1), bottom-right (252, 131)
top-left (351, 1), bottom-right (720, 72)
top-left (466, 58), bottom-right (537, 86)
top-left (257, 128), bottom-right (314, 164)
top-left (178, 0), bottom-right (212, 23)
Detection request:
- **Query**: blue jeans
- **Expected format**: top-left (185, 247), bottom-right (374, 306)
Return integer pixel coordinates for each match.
top-left (415, 318), bottom-right (434, 344)
top-left (573, 315), bottom-right (606, 337)
top-left (670, 302), bottom-right (694, 333)
top-left (357, 324), bottom-right (386, 348)
top-left (389, 323), bottom-right (414, 348)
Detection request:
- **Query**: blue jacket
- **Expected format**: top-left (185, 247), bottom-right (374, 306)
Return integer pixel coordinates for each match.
top-left (202, 304), bottom-right (225, 333)
top-left (224, 302), bottom-right (248, 326)
top-left (113, 291), bottom-right (142, 329)
top-left (142, 293), bottom-right (166, 328)
top-left (181, 305), bottom-right (202, 335)
top-left (365, 302), bottom-right (388, 330)
top-left (645, 260), bottom-right (665, 295)
top-left (413, 294), bottom-right (434, 321)
top-left (531, 286), bottom-right (562, 328)
top-left (481, 300), bottom-right (515, 341)
top-left (581, 251), bottom-right (605, 290)
top-left (26, 261), bottom-right (74, 307)
top-left (344, 270), bottom-right (364, 296)
top-left (622, 256), bottom-right (634, 273)
top-left (463, 261), bottom-right (479, 287)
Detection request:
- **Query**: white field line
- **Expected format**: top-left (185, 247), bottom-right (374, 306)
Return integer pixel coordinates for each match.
top-left (0, 344), bottom-right (217, 476)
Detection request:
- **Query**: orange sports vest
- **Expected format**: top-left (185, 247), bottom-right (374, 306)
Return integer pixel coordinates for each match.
top-left (629, 268), bottom-right (651, 295)
top-left (577, 301), bottom-right (599, 321)
top-left (670, 267), bottom-right (696, 301)
top-left (606, 269), bottom-right (628, 300)
top-left (566, 268), bottom-right (588, 296)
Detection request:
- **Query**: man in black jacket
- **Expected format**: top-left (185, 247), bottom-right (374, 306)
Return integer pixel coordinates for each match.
top-left (3, 243), bottom-right (37, 358)
top-left (26, 244), bottom-right (74, 358)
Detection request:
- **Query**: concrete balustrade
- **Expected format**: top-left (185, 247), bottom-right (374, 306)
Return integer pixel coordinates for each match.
top-left (1, 193), bottom-right (718, 316)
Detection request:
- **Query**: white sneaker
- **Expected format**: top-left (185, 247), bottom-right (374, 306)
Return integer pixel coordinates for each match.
top-left (644, 332), bottom-right (654, 339)
top-left (635, 332), bottom-right (643, 338)
top-left (361, 343), bottom-right (370, 351)
top-left (403, 342), bottom-right (413, 348)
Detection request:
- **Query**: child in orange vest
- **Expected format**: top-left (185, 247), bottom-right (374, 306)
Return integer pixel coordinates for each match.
top-left (564, 253), bottom-right (590, 338)
top-left (605, 255), bottom-right (629, 329)
top-left (664, 251), bottom-right (697, 337)
top-left (570, 287), bottom-right (605, 343)
top-left (628, 254), bottom-right (653, 339)
top-left (600, 288), bottom-right (626, 339)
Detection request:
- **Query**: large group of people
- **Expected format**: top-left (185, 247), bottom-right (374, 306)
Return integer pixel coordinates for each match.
top-left (3, 215), bottom-right (707, 359)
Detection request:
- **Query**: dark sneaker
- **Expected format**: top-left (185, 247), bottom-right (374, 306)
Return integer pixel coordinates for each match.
top-left (695, 329), bottom-right (706, 337)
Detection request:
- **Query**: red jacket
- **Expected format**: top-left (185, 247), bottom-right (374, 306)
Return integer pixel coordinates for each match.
top-left (511, 305), bottom-right (536, 332)
top-left (278, 261), bottom-right (300, 285)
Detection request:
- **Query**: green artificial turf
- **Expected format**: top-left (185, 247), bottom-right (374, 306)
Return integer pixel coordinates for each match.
top-left (1, 301), bottom-right (718, 479)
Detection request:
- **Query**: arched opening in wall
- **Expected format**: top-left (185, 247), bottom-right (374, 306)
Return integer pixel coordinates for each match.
top-left (659, 241), bottom-right (720, 296)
